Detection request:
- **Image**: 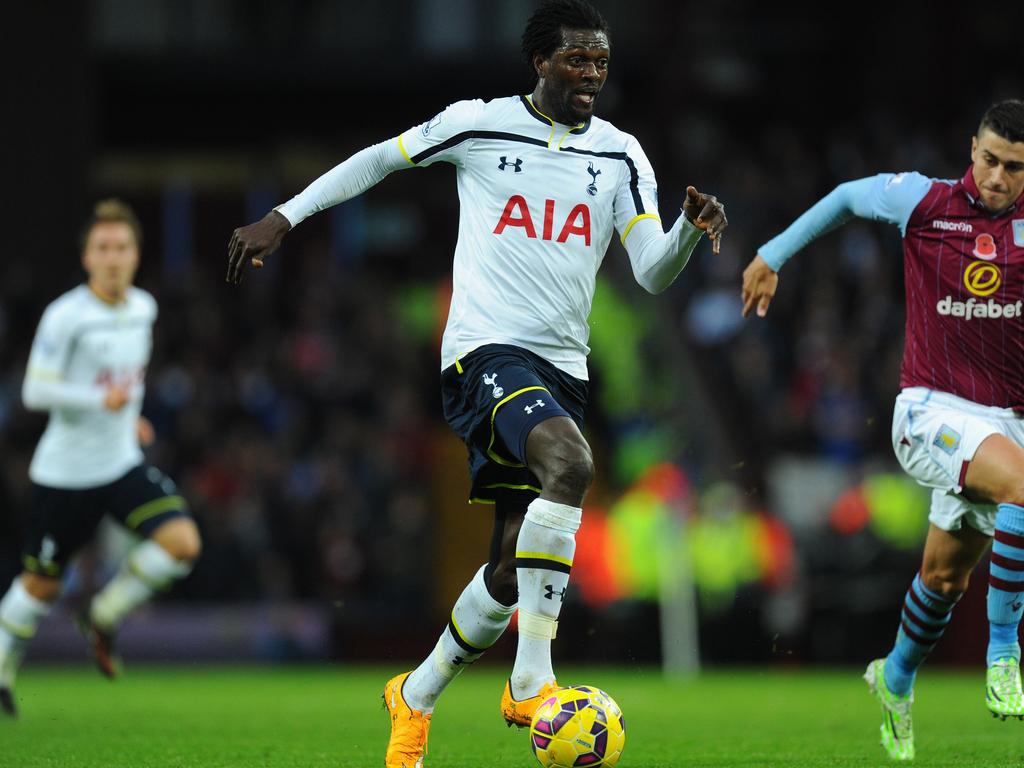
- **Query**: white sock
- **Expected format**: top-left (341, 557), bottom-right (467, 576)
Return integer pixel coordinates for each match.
top-left (90, 540), bottom-right (193, 630)
top-left (511, 498), bottom-right (581, 699)
top-left (404, 564), bottom-right (516, 713)
top-left (0, 578), bottom-right (52, 687)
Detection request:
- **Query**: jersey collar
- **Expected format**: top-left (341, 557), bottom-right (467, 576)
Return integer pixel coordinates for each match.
top-left (961, 163), bottom-right (1023, 217)
top-left (520, 95), bottom-right (591, 136)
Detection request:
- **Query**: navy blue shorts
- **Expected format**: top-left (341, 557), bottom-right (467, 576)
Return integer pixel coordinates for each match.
top-left (23, 463), bottom-right (190, 577)
top-left (441, 344), bottom-right (588, 504)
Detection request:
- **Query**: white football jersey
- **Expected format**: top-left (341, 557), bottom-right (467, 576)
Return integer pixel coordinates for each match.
top-left (398, 96), bottom-right (662, 380)
top-left (24, 285), bottom-right (155, 488)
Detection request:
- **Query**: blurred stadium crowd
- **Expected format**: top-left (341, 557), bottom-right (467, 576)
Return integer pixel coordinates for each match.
top-left (3, 0), bottom-right (1019, 664)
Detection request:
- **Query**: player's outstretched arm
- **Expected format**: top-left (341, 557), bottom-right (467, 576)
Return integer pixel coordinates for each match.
top-left (742, 172), bottom-right (932, 318)
top-left (226, 137), bottom-right (413, 284)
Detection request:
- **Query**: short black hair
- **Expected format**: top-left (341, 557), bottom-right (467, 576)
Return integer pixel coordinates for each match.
top-left (978, 100), bottom-right (1024, 144)
top-left (521, 0), bottom-right (609, 71)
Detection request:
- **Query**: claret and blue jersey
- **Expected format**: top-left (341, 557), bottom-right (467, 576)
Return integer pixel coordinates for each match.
top-left (760, 166), bottom-right (1024, 410)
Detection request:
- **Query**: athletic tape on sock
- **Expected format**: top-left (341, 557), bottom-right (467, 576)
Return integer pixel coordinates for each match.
top-left (518, 609), bottom-right (558, 640)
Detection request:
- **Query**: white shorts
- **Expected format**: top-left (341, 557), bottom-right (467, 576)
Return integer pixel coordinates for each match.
top-left (891, 387), bottom-right (1024, 537)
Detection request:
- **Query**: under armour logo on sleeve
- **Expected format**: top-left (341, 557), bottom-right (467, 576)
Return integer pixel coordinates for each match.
top-left (523, 399), bottom-right (546, 414)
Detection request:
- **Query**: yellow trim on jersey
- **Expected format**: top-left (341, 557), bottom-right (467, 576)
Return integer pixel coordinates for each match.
top-left (525, 95), bottom-right (554, 122)
top-left (525, 95), bottom-right (556, 146)
top-left (620, 213), bottom-right (662, 245)
top-left (455, 357), bottom-right (464, 374)
top-left (397, 134), bottom-right (415, 166)
top-left (26, 367), bottom-right (61, 381)
top-left (515, 550), bottom-right (575, 567)
top-left (125, 495), bottom-right (187, 530)
top-left (0, 617), bottom-right (33, 640)
top-left (486, 386), bottom-right (549, 467)
top-left (524, 95), bottom-right (584, 149)
top-left (469, 497), bottom-right (497, 505)
top-left (556, 130), bottom-right (577, 150)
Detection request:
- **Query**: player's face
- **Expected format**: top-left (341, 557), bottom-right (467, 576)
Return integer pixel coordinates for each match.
top-left (971, 128), bottom-right (1024, 212)
top-left (534, 28), bottom-right (610, 125)
top-left (82, 221), bottom-right (139, 301)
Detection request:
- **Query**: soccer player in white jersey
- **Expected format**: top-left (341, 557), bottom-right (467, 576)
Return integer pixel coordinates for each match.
top-left (742, 100), bottom-right (1024, 760)
top-left (227, 1), bottom-right (726, 764)
top-left (0, 200), bottom-right (201, 718)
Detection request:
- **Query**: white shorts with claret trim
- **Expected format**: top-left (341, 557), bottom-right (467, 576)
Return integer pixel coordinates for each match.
top-left (891, 387), bottom-right (1024, 537)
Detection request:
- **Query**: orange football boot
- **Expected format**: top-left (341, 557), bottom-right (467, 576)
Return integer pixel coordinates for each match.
top-left (383, 671), bottom-right (431, 768)
top-left (500, 678), bottom-right (560, 728)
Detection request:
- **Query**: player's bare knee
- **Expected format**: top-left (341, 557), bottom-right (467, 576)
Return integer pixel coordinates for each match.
top-left (537, 443), bottom-right (594, 501)
top-left (21, 572), bottom-right (61, 603)
top-left (153, 518), bottom-right (202, 562)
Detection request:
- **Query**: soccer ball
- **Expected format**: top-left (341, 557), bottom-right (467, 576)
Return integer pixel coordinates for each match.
top-left (529, 685), bottom-right (626, 767)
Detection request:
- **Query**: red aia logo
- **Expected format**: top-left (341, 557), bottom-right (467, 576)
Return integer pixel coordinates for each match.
top-left (493, 196), bottom-right (591, 245)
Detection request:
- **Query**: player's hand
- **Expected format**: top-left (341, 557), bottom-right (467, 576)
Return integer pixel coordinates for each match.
top-left (683, 186), bottom-right (727, 254)
top-left (103, 384), bottom-right (130, 412)
top-left (226, 210), bottom-right (291, 285)
top-left (741, 254), bottom-right (779, 318)
top-left (136, 416), bottom-right (156, 447)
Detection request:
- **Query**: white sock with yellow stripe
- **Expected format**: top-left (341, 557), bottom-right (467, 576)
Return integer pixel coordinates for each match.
top-left (511, 498), bottom-right (581, 699)
top-left (0, 578), bottom-right (52, 687)
top-left (404, 564), bottom-right (515, 713)
top-left (90, 540), bottom-right (193, 630)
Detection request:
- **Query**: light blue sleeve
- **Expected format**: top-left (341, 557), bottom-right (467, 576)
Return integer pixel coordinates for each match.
top-left (758, 172), bottom-right (933, 271)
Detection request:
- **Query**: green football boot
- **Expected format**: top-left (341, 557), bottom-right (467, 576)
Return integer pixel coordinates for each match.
top-left (986, 658), bottom-right (1024, 720)
top-left (864, 658), bottom-right (914, 761)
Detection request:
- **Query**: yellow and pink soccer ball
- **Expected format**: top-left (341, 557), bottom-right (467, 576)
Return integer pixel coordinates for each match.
top-left (529, 685), bottom-right (626, 767)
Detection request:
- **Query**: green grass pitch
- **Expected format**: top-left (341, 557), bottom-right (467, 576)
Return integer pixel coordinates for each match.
top-left (3, 664), bottom-right (1023, 767)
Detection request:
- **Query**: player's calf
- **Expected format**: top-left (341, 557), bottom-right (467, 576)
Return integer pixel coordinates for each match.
top-left (0, 575), bottom-right (54, 714)
top-left (84, 538), bottom-right (195, 676)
